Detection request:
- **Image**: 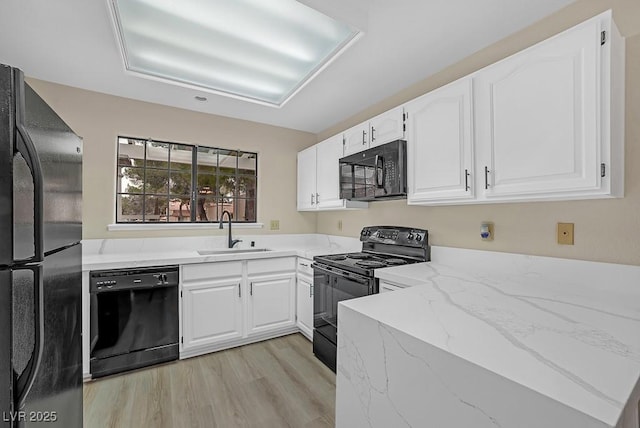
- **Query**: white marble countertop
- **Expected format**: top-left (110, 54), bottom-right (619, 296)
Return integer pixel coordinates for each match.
top-left (353, 247), bottom-right (640, 427)
top-left (82, 233), bottom-right (361, 271)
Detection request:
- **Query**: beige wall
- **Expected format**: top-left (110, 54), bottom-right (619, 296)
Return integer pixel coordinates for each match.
top-left (316, 0), bottom-right (640, 266)
top-left (26, 79), bottom-right (318, 239)
top-left (23, 0), bottom-right (640, 264)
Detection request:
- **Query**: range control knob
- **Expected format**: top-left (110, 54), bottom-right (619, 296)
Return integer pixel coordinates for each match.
top-left (415, 234), bottom-right (422, 242)
top-left (407, 233), bottom-right (414, 240)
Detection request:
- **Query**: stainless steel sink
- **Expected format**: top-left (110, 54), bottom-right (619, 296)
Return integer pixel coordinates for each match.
top-left (197, 248), bottom-right (272, 256)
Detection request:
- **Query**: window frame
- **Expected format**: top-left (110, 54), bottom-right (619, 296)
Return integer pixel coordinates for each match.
top-left (115, 136), bottom-right (258, 224)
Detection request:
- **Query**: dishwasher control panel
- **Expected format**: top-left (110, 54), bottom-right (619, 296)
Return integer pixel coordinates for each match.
top-left (90, 266), bottom-right (179, 293)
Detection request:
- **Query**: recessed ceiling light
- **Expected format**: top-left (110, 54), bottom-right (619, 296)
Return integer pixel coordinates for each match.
top-left (194, 96), bottom-right (207, 102)
top-left (109, 0), bottom-right (361, 107)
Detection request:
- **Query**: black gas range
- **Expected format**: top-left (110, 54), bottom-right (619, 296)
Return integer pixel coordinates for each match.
top-left (312, 226), bottom-right (429, 372)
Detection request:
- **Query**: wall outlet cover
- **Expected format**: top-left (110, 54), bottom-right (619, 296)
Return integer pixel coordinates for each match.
top-left (270, 220), bottom-right (280, 230)
top-left (557, 223), bottom-right (574, 245)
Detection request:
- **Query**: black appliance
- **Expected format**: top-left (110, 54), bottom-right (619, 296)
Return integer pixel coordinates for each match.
top-left (339, 139), bottom-right (407, 201)
top-left (312, 226), bottom-right (429, 371)
top-left (89, 266), bottom-right (179, 378)
top-left (1, 65), bottom-right (83, 427)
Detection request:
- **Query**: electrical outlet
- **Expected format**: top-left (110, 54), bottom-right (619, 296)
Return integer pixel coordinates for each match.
top-left (270, 220), bottom-right (280, 230)
top-left (557, 223), bottom-right (574, 245)
top-left (338, 220), bottom-right (343, 231)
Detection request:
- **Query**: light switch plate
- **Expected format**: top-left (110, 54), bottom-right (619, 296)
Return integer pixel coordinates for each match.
top-left (557, 223), bottom-right (574, 245)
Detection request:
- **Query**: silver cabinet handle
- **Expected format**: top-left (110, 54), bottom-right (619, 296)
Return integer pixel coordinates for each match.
top-left (311, 193), bottom-right (315, 205)
top-left (362, 129), bottom-right (367, 145)
top-left (465, 169), bottom-right (470, 192)
top-left (371, 126), bottom-right (376, 142)
top-left (300, 263), bottom-right (309, 267)
top-left (250, 282), bottom-right (253, 296)
top-left (238, 283), bottom-right (241, 298)
top-left (316, 193), bottom-right (320, 204)
top-left (484, 166), bottom-right (490, 190)
top-left (310, 285), bottom-right (313, 298)
top-left (133, 279), bottom-right (142, 283)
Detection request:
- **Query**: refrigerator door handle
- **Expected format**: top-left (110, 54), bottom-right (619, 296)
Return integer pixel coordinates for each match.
top-left (13, 265), bottom-right (44, 408)
top-left (13, 70), bottom-right (45, 264)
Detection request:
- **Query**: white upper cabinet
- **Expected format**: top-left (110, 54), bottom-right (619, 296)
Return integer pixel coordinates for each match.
top-left (343, 107), bottom-right (405, 156)
top-left (343, 122), bottom-right (369, 156)
top-left (474, 11), bottom-right (624, 201)
top-left (406, 77), bottom-right (474, 203)
top-left (315, 134), bottom-right (345, 208)
top-left (297, 134), bottom-right (368, 211)
top-left (296, 146), bottom-right (317, 210)
top-left (407, 10), bottom-right (624, 205)
top-left (370, 106), bottom-right (405, 149)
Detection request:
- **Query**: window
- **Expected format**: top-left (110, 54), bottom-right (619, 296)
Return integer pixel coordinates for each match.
top-left (116, 137), bottom-right (257, 223)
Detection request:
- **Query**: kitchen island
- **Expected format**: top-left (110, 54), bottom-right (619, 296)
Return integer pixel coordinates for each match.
top-left (336, 247), bottom-right (640, 427)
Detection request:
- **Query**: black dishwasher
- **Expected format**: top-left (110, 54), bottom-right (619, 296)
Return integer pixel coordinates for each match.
top-left (89, 266), bottom-right (179, 378)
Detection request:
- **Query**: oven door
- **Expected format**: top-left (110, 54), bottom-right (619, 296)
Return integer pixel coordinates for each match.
top-left (312, 263), bottom-right (373, 345)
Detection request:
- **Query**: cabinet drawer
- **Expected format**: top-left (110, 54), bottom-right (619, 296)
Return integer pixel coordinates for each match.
top-left (182, 261), bottom-right (243, 283)
top-left (247, 257), bottom-right (295, 275)
top-left (297, 258), bottom-right (313, 277)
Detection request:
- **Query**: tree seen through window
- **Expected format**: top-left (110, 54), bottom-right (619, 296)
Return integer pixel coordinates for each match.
top-left (116, 138), bottom-right (257, 223)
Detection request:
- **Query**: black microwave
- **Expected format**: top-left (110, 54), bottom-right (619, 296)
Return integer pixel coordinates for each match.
top-left (339, 140), bottom-right (407, 201)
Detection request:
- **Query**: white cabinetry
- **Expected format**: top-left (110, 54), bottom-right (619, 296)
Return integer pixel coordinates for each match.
top-left (343, 122), bottom-right (369, 157)
top-left (296, 258), bottom-right (313, 340)
top-left (407, 11), bottom-right (624, 205)
top-left (315, 135), bottom-right (346, 208)
top-left (475, 12), bottom-right (623, 201)
top-left (343, 107), bottom-right (405, 156)
top-left (297, 134), bottom-right (368, 211)
top-left (379, 280), bottom-right (405, 293)
top-left (181, 262), bottom-right (243, 352)
top-left (370, 106), bottom-right (405, 149)
top-left (406, 78), bottom-right (474, 204)
top-left (180, 257), bottom-right (298, 359)
top-left (296, 146), bottom-right (316, 210)
top-left (247, 258), bottom-right (296, 336)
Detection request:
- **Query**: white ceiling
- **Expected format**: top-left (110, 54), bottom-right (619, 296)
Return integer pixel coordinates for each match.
top-left (0, 0), bottom-right (576, 134)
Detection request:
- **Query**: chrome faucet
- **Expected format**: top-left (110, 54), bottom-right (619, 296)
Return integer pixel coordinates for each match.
top-left (220, 210), bottom-right (242, 248)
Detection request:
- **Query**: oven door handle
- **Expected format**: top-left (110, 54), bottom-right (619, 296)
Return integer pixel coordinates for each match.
top-left (311, 263), bottom-right (372, 285)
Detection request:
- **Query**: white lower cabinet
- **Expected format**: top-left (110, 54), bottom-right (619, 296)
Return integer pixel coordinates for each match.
top-left (296, 257), bottom-right (313, 340)
top-left (182, 277), bottom-right (243, 349)
top-left (180, 257), bottom-right (297, 358)
top-left (247, 273), bottom-right (296, 335)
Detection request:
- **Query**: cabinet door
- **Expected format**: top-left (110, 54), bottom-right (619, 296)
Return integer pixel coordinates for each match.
top-left (406, 77), bottom-right (474, 203)
top-left (316, 134), bottom-right (344, 208)
top-left (370, 106), bottom-right (405, 148)
top-left (247, 273), bottom-right (296, 336)
top-left (297, 146), bottom-right (317, 210)
top-left (296, 276), bottom-right (313, 340)
top-left (343, 122), bottom-right (369, 156)
top-left (475, 18), bottom-right (600, 198)
top-left (182, 278), bottom-right (243, 351)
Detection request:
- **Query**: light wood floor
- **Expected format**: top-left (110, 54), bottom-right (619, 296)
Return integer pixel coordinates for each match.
top-left (83, 334), bottom-right (336, 428)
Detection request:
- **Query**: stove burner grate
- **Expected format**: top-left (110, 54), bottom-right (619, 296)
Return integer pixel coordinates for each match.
top-left (355, 260), bottom-right (387, 268)
top-left (326, 255), bottom-right (347, 261)
top-left (385, 258), bottom-right (408, 266)
top-left (347, 253), bottom-right (371, 260)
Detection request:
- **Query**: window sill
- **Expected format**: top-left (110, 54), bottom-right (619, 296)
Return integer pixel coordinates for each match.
top-left (107, 223), bottom-right (264, 232)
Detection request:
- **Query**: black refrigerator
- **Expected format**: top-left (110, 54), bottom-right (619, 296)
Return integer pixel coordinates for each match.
top-left (0, 65), bottom-right (83, 427)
